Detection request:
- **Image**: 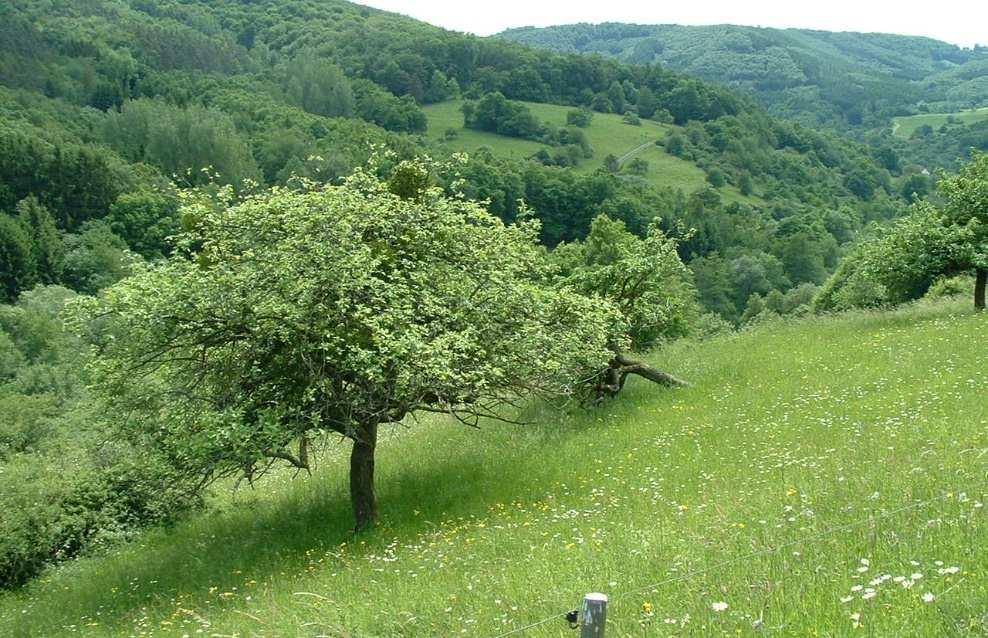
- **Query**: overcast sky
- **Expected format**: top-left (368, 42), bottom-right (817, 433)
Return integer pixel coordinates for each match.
top-left (360, 0), bottom-right (987, 48)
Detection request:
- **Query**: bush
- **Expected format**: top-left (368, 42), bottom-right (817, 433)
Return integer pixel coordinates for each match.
top-left (693, 312), bottom-right (734, 338)
top-left (925, 274), bottom-right (975, 299)
top-left (566, 108), bottom-right (593, 128)
top-left (0, 445), bottom-right (201, 588)
top-left (624, 158), bottom-right (649, 175)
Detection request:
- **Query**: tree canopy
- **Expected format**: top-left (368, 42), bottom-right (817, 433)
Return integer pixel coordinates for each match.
top-left (79, 163), bottom-right (616, 530)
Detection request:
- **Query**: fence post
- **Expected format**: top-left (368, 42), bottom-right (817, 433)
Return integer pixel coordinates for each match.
top-left (581, 592), bottom-right (608, 638)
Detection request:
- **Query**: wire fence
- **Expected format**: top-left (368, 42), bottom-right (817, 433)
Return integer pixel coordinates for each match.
top-left (488, 485), bottom-right (983, 637)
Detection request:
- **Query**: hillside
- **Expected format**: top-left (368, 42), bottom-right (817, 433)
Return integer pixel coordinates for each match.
top-left (1, 298), bottom-right (985, 636)
top-left (0, 0), bottom-right (914, 325)
top-left (893, 106), bottom-right (988, 138)
top-left (498, 23), bottom-right (988, 131)
top-left (422, 99), bottom-right (758, 205)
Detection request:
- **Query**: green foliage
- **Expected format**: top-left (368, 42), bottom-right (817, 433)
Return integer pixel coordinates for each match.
top-left (622, 111), bottom-right (641, 126)
top-left (463, 92), bottom-right (546, 141)
top-left (107, 190), bottom-right (181, 258)
top-left (4, 299), bottom-right (987, 635)
top-left (938, 151), bottom-right (988, 256)
top-left (0, 127), bottom-right (122, 231)
top-left (0, 215), bottom-right (37, 302)
top-left (61, 222), bottom-right (139, 295)
top-left (352, 79), bottom-right (427, 133)
top-left (284, 52), bottom-right (354, 118)
top-left (0, 448), bottom-right (200, 589)
top-left (818, 153), bottom-right (988, 311)
top-left (815, 203), bottom-right (971, 310)
top-left (101, 99), bottom-right (260, 187)
top-left (81, 165), bottom-right (614, 509)
top-left (665, 131), bottom-right (686, 157)
top-left (0, 286), bottom-right (201, 588)
top-left (925, 274), bottom-right (975, 299)
top-left (566, 107), bottom-right (593, 127)
top-left (624, 157), bottom-right (649, 175)
top-left (16, 197), bottom-right (63, 285)
top-left (551, 215), bottom-right (698, 350)
top-left (706, 168), bottom-right (726, 188)
top-left (501, 23), bottom-right (988, 131)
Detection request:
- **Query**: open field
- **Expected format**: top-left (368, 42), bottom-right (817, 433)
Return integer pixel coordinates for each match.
top-left (2, 298), bottom-right (986, 637)
top-left (892, 107), bottom-right (988, 138)
top-left (422, 100), bottom-right (760, 205)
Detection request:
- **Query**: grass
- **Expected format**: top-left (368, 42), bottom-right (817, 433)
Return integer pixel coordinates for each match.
top-left (422, 100), bottom-right (760, 205)
top-left (892, 107), bottom-right (988, 139)
top-left (2, 298), bottom-right (987, 636)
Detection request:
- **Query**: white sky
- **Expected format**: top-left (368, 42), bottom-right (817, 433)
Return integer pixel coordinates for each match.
top-left (360, 0), bottom-right (987, 48)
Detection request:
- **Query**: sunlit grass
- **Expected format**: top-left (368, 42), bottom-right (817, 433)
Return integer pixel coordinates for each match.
top-left (892, 107), bottom-right (988, 138)
top-left (421, 100), bottom-right (760, 204)
top-left (1, 298), bottom-right (986, 636)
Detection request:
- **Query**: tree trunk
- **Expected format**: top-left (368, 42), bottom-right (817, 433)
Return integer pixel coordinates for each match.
top-left (592, 353), bottom-right (687, 404)
top-left (976, 268), bottom-right (987, 311)
top-left (349, 422), bottom-right (378, 532)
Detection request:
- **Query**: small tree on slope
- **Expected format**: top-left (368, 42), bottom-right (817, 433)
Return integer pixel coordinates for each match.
top-left (938, 152), bottom-right (988, 310)
top-left (76, 164), bottom-right (626, 531)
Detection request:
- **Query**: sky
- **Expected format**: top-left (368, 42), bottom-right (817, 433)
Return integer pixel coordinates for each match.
top-left (360, 0), bottom-right (987, 48)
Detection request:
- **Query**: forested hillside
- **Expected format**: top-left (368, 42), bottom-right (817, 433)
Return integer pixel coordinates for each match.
top-left (2, 0), bottom-right (987, 620)
top-left (1, 0), bottom-right (914, 325)
top-left (499, 23), bottom-right (988, 130)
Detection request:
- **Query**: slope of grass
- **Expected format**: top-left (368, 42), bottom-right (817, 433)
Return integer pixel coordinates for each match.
top-left (2, 299), bottom-right (987, 636)
top-left (892, 107), bottom-right (988, 138)
top-left (422, 100), bottom-right (760, 205)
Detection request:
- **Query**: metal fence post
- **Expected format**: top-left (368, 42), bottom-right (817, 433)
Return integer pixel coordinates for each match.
top-left (581, 592), bottom-right (607, 637)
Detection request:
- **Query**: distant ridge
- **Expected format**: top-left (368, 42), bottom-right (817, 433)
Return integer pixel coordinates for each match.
top-left (498, 23), bottom-right (988, 130)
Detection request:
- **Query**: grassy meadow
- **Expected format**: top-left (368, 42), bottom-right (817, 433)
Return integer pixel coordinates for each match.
top-left (422, 100), bottom-right (759, 205)
top-left (892, 107), bottom-right (988, 139)
top-left (1, 298), bottom-right (986, 637)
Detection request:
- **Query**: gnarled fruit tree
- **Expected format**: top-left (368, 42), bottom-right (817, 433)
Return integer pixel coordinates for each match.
top-left (81, 164), bottom-right (620, 531)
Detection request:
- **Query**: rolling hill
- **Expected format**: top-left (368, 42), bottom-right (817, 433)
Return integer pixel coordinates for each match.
top-left (893, 106), bottom-right (988, 138)
top-left (1, 297), bottom-right (985, 636)
top-left (498, 23), bottom-right (988, 130)
top-left (422, 99), bottom-right (759, 204)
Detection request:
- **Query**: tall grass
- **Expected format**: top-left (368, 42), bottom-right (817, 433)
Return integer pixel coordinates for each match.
top-left (1, 298), bottom-right (986, 636)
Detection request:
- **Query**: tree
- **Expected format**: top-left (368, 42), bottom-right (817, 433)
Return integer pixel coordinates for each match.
top-left (566, 108), bottom-right (593, 128)
top-left (285, 52), bottom-right (355, 118)
top-left (665, 132), bottom-right (686, 157)
top-left (706, 169), bottom-right (726, 188)
top-left (814, 203), bottom-right (972, 311)
top-left (0, 215), bottom-right (37, 302)
top-left (636, 87), bottom-right (658, 119)
top-left (107, 191), bottom-right (180, 258)
top-left (61, 221), bottom-right (137, 295)
top-left (937, 152), bottom-right (988, 309)
top-left (551, 215), bottom-right (696, 402)
top-left (16, 197), bottom-right (63, 284)
top-left (607, 81), bottom-right (626, 114)
top-left (80, 164), bottom-right (614, 531)
top-left (463, 92), bottom-right (544, 140)
top-left (102, 100), bottom-right (260, 188)
top-left (591, 93), bottom-right (613, 113)
top-left (738, 173), bottom-right (754, 196)
top-left (624, 158), bottom-right (649, 176)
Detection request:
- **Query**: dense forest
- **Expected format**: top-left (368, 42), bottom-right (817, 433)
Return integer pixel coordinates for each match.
top-left (1, 0), bottom-right (985, 592)
top-left (0, 0), bottom-right (914, 320)
top-left (499, 23), bottom-right (988, 131)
